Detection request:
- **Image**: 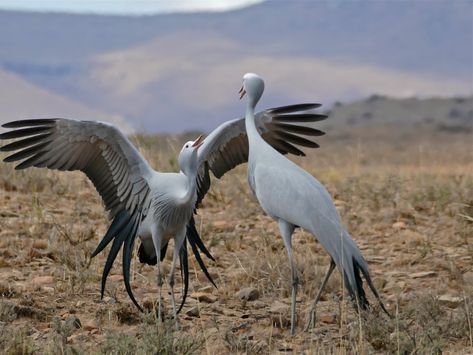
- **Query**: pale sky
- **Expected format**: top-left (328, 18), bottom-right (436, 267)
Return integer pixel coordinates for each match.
top-left (0, 0), bottom-right (263, 15)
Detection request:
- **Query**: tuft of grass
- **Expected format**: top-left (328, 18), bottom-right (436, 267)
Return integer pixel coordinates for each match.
top-left (101, 314), bottom-right (203, 355)
top-left (359, 292), bottom-right (473, 353)
top-left (0, 325), bottom-right (35, 355)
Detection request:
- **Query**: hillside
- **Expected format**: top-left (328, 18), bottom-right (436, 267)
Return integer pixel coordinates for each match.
top-left (325, 96), bottom-right (473, 133)
top-left (0, 68), bottom-right (131, 133)
top-left (0, 1), bottom-right (471, 132)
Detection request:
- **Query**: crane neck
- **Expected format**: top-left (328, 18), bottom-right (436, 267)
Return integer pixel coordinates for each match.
top-left (245, 101), bottom-right (264, 148)
top-left (179, 162), bottom-right (198, 205)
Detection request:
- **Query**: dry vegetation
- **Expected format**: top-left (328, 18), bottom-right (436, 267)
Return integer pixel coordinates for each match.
top-left (0, 126), bottom-right (472, 354)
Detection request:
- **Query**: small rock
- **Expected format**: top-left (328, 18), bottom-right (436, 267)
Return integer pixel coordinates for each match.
top-left (33, 240), bottom-right (48, 250)
top-left (197, 272), bottom-right (219, 284)
top-left (197, 285), bottom-right (214, 292)
top-left (191, 292), bottom-right (217, 303)
top-left (236, 287), bottom-right (260, 301)
top-left (186, 306), bottom-right (200, 317)
top-left (250, 300), bottom-right (266, 309)
top-left (396, 281), bottom-right (407, 291)
top-left (0, 211), bottom-right (19, 218)
top-left (411, 271), bottom-right (437, 279)
top-left (67, 333), bottom-right (82, 343)
top-left (462, 271), bottom-right (473, 285)
top-left (319, 313), bottom-right (337, 324)
top-left (108, 275), bottom-right (123, 282)
top-left (223, 309), bottom-right (238, 317)
top-left (269, 301), bottom-right (291, 328)
top-left (75, 301), bottom-right (85, 308)
top-left (82, 320), bottom-right (97, 331)
top-left (41, 286), bottom-right (55, 293)
top-left (210, 305), bottom-right (224, 315)
top-left (212, 221), bottom-right (230, 230)
top-left (392, 221), bottom-right (407, 229)
top-left (373, 278), bottom-right (387, 290)
top-left (31, 276), bottom-right (54, 285)
top-left (367, 256), bottom-right (386, 264)
top-left (65, 316), bottom-right (81, 330)
top-left (204, 327), bottom-right (219, 337)
top-left (439, 295), bottom-right (463, 308)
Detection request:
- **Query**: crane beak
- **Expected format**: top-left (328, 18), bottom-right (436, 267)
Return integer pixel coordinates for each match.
top-left (239, 85), bottom-right (246, 100)
top-left (191, 134), bottom-right (204, 149)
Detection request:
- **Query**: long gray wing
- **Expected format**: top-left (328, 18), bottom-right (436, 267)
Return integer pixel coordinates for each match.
top-left (0, 118), bottom-right (153, 309)
top-left (195, 103), bottom-right (327, 206)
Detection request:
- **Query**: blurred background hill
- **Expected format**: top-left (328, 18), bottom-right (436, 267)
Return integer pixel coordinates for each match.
top-left (0, 0), bottom-right (471, 133)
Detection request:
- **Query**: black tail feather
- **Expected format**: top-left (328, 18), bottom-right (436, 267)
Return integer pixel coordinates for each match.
top-left (122, 215), bottom-right (143, 311)
top-left (91, 210), bottom-right (130, 258)
top-left (187, 217), bottom-right (215, 262)
top-left (96, 209), bottom-right (142, 314)
top-left (187, 219), bottom-right (217, 288)
top-left (92, 210), bottom-right (215, 312)
top-left (351, 259), bottom-right (369, 311)
top-left (355, 259), bottom-right (392, 317)
top-left (177, 238), bottom-right (189, 315)
top-left (100, 212), bottom-right (137, 299)
top-left (343, 257), bottom-right (391, 318)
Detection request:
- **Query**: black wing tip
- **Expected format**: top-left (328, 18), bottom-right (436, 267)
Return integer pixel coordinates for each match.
top-left (14, 163), bottom-right (29, 170)
top-left (1, 118), bottom-right (57, 129)
top-left (268, 103), bottom-right (322, 114)
top-left (273, 123), bottom-right (326, 137)
top-left (273, 113), bottom-right (328, 123)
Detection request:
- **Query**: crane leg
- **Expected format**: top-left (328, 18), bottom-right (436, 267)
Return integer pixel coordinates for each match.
top-left (168, 228), bottom-right (186, 330)
top-left (152, 227), bottom-right (164, 322)
top-left (279, 219), bottom-right (297, 336)
top-left (304, 258), bottom-right (336, 331)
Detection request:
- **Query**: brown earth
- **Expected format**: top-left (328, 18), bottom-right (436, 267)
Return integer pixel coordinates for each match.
top-left (0, 127), bottom-right (472, 354)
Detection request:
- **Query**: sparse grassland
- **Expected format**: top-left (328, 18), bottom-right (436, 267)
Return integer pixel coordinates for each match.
top-left (0, 127), bottom-right (472, 354)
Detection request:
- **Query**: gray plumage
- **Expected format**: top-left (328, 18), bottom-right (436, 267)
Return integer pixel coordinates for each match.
top-left (0, 102), bottom-right (327, 321)
top-left (239, 73), bottom-right (388, 334)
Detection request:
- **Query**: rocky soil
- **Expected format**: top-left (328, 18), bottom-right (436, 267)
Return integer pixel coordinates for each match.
top-left (0, 128), bottom-right (472, 354)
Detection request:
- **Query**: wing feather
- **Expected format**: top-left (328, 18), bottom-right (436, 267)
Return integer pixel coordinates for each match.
top-left (195, 103), bottom-right (327, 205)
top-left (1, 118), bottom-right (154, 310)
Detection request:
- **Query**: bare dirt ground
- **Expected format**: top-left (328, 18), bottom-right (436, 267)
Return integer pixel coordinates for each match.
top-left (0, 127), bottom-right (472, 354)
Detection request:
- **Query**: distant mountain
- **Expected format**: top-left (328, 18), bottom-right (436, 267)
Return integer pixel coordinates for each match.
top-left (0, 68), bottom-right (131, 132)
top-left (0, 1), bottom-right (471, 132)
top-left (324, 95), bottom-right (473, 132)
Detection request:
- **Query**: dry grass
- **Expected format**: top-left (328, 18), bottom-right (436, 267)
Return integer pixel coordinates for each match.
top-left (0, 127), bottom-right (472, 354)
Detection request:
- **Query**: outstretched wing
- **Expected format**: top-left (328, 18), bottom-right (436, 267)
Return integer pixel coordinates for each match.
top-left (195, 103), bottom-right (327, 206)
top-left (0, 118), bottom-right (153, 310)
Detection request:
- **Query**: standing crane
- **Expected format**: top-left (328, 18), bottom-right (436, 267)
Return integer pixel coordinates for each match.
top-left (238, 73), bottom-right (389, 334)
top-left (0, 102), bottom-right (327, 325)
